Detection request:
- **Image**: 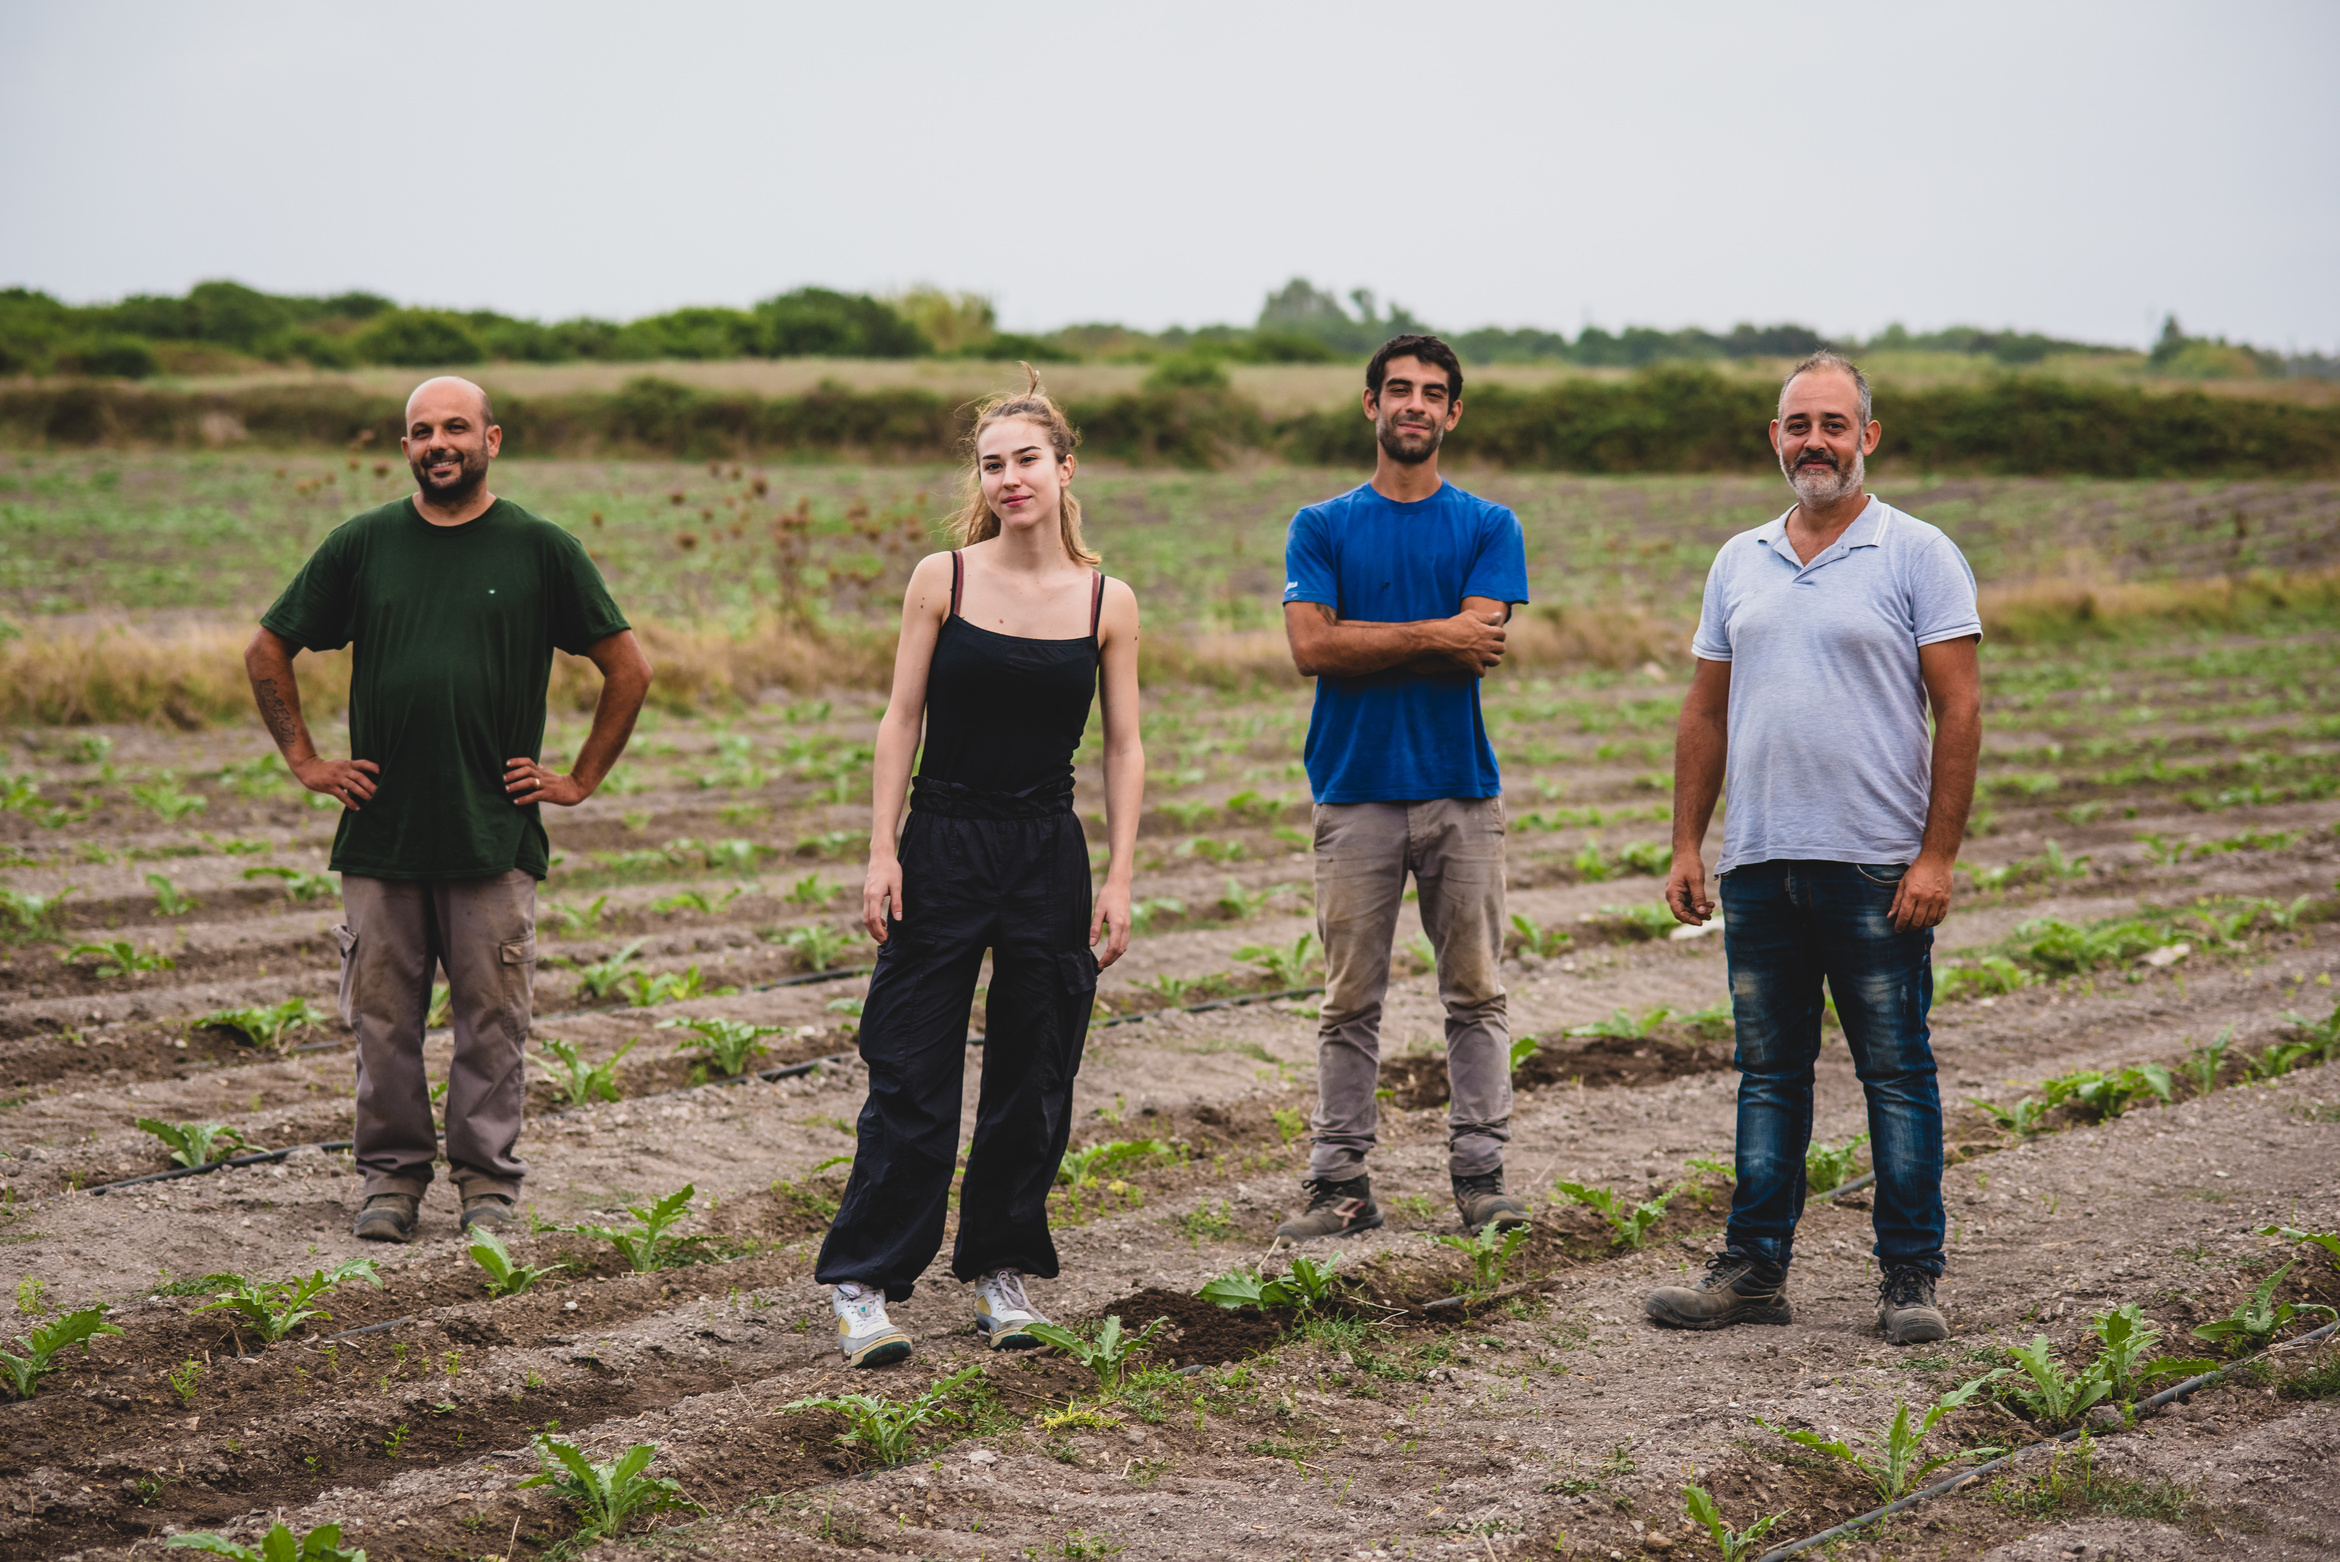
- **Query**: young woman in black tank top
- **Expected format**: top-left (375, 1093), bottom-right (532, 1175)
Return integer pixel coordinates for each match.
top-left (816, 373), bottom-right (1145, 1368)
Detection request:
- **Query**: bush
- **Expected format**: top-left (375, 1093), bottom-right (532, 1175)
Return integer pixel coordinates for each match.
top-left (54, 335), bottom-right (158, 378)
top-left (352, 309), bottom-right (486, 366)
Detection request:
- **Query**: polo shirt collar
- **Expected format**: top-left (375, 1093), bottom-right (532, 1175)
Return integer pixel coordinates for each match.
top-left (1760, 496), bottom-right (1885, 570)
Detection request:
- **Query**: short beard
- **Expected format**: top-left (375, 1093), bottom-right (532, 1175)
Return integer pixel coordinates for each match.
top-left (1375, 414), bottom-right (1443, 466)
top-left (1781, 444), bottom-right (1864, 509)
top-left (409, 445), bottom-right (490, 507)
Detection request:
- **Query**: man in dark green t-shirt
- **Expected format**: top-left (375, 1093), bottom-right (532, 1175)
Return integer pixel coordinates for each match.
top-left (247, 376), bottom-right (652, 1243)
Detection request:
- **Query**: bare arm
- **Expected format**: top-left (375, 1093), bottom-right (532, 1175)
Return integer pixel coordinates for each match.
top-left (1090, 577), bottom-right (1146, 969)
top-left (1665, 657), bottom-right (1731, 925)
top-left (1890, 636), bottom-right (1982, 931)
top-left (1283, 596), bottom-right (1509, 680)
top-left (505, 629), bottom-right (654, 806)
top-left (244, 627), bottom-right (379, 809)
top-left (863, 553), bottom-right (952, 943)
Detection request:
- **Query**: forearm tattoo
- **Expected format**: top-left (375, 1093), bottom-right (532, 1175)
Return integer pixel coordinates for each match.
top-left (255, 676), bottom-right (300, 751)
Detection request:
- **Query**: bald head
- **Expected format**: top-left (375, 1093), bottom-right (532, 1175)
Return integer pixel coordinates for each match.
top-left (406, 375), bottom-right (495, 428)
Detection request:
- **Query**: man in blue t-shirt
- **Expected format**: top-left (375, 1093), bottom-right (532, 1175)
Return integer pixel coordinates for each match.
top-left (1276, 335), bottom-right (1533, 1242)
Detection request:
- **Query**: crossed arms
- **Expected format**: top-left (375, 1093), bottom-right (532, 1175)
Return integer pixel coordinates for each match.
top-left (1282, 596), bottom-right (1511, 679)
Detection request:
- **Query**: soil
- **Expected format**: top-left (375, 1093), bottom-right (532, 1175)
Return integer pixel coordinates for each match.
top-left (0, 666), bottom-right (2336, 1561)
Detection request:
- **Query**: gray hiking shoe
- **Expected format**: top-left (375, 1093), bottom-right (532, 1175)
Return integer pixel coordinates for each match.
top-left (1645, 1251), bottom-right (1793, 1330)
top-left (461, 1193), bottom-right (517, 1234)
top-left (1878, 1265), bottom-right (1949, 1344)
top-left (1274, 1174), bottom-right (1384, 1242)
top-left (352, 1193), bottom-right (418, 1243)
top-left (1452, 1170), bottom-right (1532, 1235)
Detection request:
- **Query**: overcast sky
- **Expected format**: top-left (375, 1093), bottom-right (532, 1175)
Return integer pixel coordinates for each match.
top-left (5, 1), bottom-right (2336, 351)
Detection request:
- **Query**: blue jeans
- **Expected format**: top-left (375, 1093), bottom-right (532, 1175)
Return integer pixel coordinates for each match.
top-left (1721, 860), bottom-right (1945, 1276)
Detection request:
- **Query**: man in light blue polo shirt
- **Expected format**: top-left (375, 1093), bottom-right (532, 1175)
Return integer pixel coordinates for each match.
top-left (1276, 334), bottom-right (1533, 1242)
top-left (1648, 351), bottom-right (1982, 1346)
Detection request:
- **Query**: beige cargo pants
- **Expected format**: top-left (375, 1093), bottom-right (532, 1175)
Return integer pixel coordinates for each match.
top-left (1308, 797), bottom-right (1512, 1180)
top-left (333, 871), bottom-right (537, 1201)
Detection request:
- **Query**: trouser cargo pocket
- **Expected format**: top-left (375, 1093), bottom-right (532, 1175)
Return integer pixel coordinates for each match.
top-left (330, 923), bottom-right (358, 1027)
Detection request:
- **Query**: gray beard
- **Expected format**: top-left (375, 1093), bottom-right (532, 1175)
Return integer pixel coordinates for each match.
top-left (1783, 447), bottom-right (1864, 509)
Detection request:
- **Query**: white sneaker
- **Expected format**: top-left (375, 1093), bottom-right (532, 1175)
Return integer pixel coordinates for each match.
top-left (973, 1268), bottom-right (1049, 1350)
top-left (833, 1283), bottom-right (912, 1368)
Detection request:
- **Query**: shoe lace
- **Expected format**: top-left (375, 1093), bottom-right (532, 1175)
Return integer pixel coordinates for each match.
top-left (1700, 1251), bottom-right (1744, 1286)
top-left (982, 1269), bottom-right (1030, 1311)
top-left (1306, 1178), bottom-right (1363, 1212)
top-left (1454, 1171), bottom-right (1503, 1198)
top-left (1879, 1267), bottom-right (1933, 1307)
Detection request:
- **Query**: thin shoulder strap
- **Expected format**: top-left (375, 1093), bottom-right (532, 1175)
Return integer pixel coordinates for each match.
top-left (1090, 569), bottom-right (1106, 644)
top-left (949, 550), bottom-right (963, 617)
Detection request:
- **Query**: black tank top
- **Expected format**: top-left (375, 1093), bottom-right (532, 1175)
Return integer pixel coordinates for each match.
top-left (914, 552), bottom-right (1104, 795)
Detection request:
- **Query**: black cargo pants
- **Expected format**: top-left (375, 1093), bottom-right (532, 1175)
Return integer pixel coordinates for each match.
top-left (816, 779), bottom-right (1098, 1301)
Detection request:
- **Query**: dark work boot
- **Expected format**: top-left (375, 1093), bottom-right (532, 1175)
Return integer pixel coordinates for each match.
top-left (1275, 1174), bottom-right (1384, 1242)
top-left (1452, 1170), bottom-right (1532, 1235)
top-left (352, 1193), bottom-right (418, 1243)
top-left (1645, 1251), bottom-right (1793, 1330)
top-left (461, 1193), bottom-right (518, 1234)
top-left (1877, 1265), bottom-right (1949, 1345)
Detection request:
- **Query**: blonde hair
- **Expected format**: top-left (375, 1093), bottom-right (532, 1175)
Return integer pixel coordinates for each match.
top-left (946, 365), bottom-right (1099, 566)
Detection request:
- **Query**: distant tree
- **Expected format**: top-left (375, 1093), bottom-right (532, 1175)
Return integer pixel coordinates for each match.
top-left (353, 309), bottom-right (487, 366)
top-left (755, 288), bottom-right (929, 358)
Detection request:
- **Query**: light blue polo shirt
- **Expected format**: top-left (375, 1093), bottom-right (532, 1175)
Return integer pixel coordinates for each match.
top-left (1692, 497), bottom-right (1981, 875)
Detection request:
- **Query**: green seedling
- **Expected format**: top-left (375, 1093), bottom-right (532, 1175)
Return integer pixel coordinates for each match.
top-left (1680, 1001), bottom-right (1734, 1040)
top-left (2089, 1303), bottom-right (2216, 1402)
top-left (1135, 972), bottom-right (1201, 1004)
top-left (195, 1261), bottom-right (381, 1344)
top-left (14, 1278), bottom-right (43, 1315)
top-left (2193, 1261), bottom-right (2338, 1356)
top-left (1201, 1253), bottom-right (1343, 1314)
top-left (0, 1306), bottom-right (123, 1399)
top-left (784, 1364), bottom-right (987, 1466)
top-left (1805, 1131), bottom-right (1870, 1194)
top-left (1758, 1374), bottom-right (2003, 1500)
top-left (781, 922), bottom-right (850, 972)
top-left (1681, 1483), bottom-right (1781, 1562)
top-left (518, 1433), bottom-right (697, 1542)
top-left (1025, 1314), bottom-right (1170, 1392)
top-left (1157, 799), bottom-right (1217, 830)
top-left (1270, 1106), bottom-right (1306, 1144)
top-left (2003, 1335), bottom-right (2112, 1428)
top-left (2013, 913), bottom-right (2186, 975)
top-left (651, 885), bottom-right (747, 915)
top-left (2243, 1039), bottom-right (2319, 1083)
top-left (552, 938), bottom-right (647, 1000)
top-left (1234, 931), bottom-right (1320, 989)
top-left (1565, 1006), bottom-right (1671, 1041)
top-left (147, 872), bottom-right (199, 916)
top-left (784, 872), bottom-right (838, 907)
top-left (1058, 1139), bottom-right (1175, 1191)
top-left (131, 775), bottom-right (209, 822)
top-left (1553, 1179), bottom-right (1679, 1250)
top-left (1507, 913), bottom-right (1571, 958)
top-left (573, 1185), bottom-right (711, 1272)
top-left (1936, 954), bottom-right (2032, 1003)
top-left (63, 939), bottom-right (174, 977)
top-left (2041, 1064), bottom-right (2173, 1121)
top-left (1126, 896), bottom-right (1187, 934)
top-left (2257, 1223), bottom-right (2340, 1273)
top-left (467, 1226), bottom-right (559, 1299)
top-left (241, 864), bottom-right (336, 901)
top-left (197, 996), bottom-right (332, 1052)
top-left (1599, 901), bottom-right (1678, 940)
top-left (534, 1036), bottom-right (634, 1107)
top-left (0, 882), bottom-right (76, 935)
top-left (1570, 839), bottom-right (1615, 882)
top-left (2134, 831), bottom-right (2189, 866)
top-left (1508, 1033), bottom-right (1542, 1075)
top-left (1405, 931), bottom-right (1437, 972)
top-left (659, 1015), bottom-right (785, 1076)
top-left (167, 1357), bottom-right (202, 1404)
top-left (1617, 839), bottom-right (1672, 876)
top-left (424, 982), bottom-right (451, 1029)
top-left (2278, 998), bottom-right (2340, 1064)
top-left (824, 995), bottom-right (863, 1033)
top-left (136, 1118), bottom-right (256, 1168)
top-left (1215, 876), bottom-right (1276, 922)
top-left (1967, 1095), bottom-right (2050, 1139)
top-left (164, 1520), bottom-right (366, 1562)
top-left (620, 963), bottom-right (707, 1007)
top-left (2180, 1027), bottom-right (2235, 1097)
top-left (1434, 1220), bottom-right (1532, 1297)
top-left (541, 894), bottom-right (613, 934)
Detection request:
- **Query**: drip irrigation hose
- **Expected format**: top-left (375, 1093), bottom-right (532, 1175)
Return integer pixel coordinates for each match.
top-left (1753, 1316), bottom-right (2340, 1561)
top-left (88, 1141), bottom-right (355, 1195)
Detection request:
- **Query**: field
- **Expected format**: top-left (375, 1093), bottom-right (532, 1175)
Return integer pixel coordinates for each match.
top-left (0, 453), bottom-right (2336, 1561)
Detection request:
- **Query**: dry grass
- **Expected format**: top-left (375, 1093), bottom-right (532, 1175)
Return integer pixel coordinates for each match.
top-left (1980, 567), bottom-right (2340, 644)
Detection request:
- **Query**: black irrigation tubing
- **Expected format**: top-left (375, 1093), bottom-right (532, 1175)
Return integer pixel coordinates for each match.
top-left (1754, 1315), bottom-right (2340, 1561)
top-left (86, 1141), bottom-right (356, 1195)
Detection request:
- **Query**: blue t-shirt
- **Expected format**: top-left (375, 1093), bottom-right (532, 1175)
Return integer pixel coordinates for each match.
top-left (1283, 481), bottom-right (1530, 804)
top-left (1691, 497), bottom-right (1982, 874)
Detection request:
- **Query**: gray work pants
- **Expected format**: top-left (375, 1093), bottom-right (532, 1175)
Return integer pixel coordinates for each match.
top-left (1308, 798), bottom-right (1512, 1180)
top-left (334, 871), bottom-right (537, 1201)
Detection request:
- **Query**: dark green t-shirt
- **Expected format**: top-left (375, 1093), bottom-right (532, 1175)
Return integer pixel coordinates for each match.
top-left (261, 497), bottom-right (630, 881)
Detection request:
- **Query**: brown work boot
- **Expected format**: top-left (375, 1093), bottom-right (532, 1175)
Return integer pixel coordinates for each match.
top-left (461, 1193), bottom-right (518, 1234)
top-left (351, 1193), bottom-right (419, 1243)
top-left (1645, 1251), bottom-right (1793, 1330)
top-left (1274, 1174), bottom-right (1384, 1242)
top-left (1452, 1170), bottom-right (1532, 1235)
top-left (1877, 1265), bottom-right (1949, 1345)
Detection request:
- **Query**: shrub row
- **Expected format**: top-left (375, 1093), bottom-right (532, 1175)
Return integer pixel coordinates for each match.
top-left (5, 369), bottom-right (2336, 475)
